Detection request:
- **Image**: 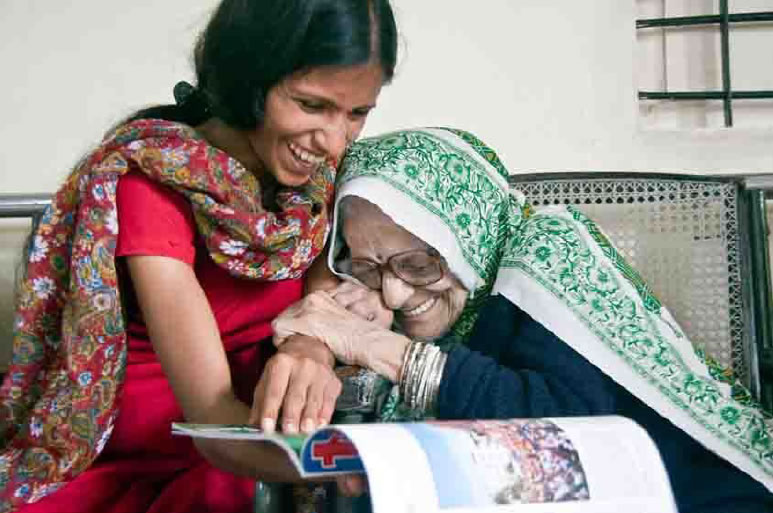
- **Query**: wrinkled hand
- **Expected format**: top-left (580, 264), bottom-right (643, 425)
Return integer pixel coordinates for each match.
top-left (249, 335), bottom-right (341, 435)
top-left (272, 291), bottom-right (409, 382)
top-left (273, 291), bottom-right (375, 364)
top-left (328, 281), bottom-right (393, 328)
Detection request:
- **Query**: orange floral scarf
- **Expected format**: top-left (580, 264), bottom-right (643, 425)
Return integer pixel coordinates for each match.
top-left (0, 119), bottom-right (333, 510)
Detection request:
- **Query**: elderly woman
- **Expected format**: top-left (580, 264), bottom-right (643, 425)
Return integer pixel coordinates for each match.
top-left (273, 128), bottom-right (773, 512)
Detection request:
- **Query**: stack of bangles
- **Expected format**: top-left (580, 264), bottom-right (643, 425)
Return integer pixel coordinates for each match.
top-left (398, 341), bottom-right (448, 413)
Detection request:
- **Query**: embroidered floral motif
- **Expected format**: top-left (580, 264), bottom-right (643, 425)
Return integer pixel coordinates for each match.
top-left (0, 119), bottom-right (334, 510)
top-left (501, 207), bottom-right (773, 480)
top-left (340, 129), bottom-right (517, 299)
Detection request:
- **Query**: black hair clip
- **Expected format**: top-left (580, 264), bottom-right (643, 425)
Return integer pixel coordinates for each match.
top-left (173, 81), bottom-right (212, 126)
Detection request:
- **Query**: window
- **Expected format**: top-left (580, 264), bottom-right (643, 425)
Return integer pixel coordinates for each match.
top-left (637, 0), bottom-right (773, 129)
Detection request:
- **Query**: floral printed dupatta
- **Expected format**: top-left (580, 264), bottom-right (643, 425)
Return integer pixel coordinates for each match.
top-left (329, 127), bottom-right (773, 492)
top-left (0, 119), bottom-right (333, 510)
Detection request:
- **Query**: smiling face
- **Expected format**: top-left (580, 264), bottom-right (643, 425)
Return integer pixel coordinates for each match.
top-left (340, 196), bottom-right (469, 340)
top-left (247, 61), bottom-right (384, 187)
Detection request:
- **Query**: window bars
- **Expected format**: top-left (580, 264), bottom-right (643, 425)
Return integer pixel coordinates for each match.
top-left (637, 1), bottom-right (773, 127)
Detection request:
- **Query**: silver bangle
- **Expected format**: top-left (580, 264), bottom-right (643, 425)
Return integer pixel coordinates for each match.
top-left (426, 351), bottom-right (447, 413)
top-left (407, 343), bottom-right (427, 409)
top-left (425, 345), bottom-right (445, 412)
top-left (402, 342), bottom-right (424, 409)
top-left (398, 341), bottom-right (448, 413)
top-left (398, 341), bottom-right (420, 403)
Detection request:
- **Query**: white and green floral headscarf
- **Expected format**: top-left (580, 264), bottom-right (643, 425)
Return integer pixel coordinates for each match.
top-left (329, 127), bottom-right (520, 341)
top-left (330, 127), bottom-right (773, 492)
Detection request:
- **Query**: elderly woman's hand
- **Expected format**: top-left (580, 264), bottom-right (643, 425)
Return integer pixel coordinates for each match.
top-left (327, 280), bottom-right (394, 328)
top-left (273, 291), bottom-right (410, 382)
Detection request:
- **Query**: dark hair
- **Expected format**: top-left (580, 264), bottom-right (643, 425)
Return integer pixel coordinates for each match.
top-left (132, 0), bottom-right (398, 128)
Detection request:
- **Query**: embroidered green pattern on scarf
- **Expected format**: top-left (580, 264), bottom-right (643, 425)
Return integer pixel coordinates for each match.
top-left (331, 127), bottom-right (773, 490)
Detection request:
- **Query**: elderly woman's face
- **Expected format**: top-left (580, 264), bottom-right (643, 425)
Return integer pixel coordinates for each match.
top-left (340, 197), bottom-right (469, 339)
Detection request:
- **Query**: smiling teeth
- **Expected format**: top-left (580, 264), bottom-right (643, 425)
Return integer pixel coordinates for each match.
top-left (403, 297), bottom-right (437, 318)
top-left (289, 142), bottom-right (325, 165)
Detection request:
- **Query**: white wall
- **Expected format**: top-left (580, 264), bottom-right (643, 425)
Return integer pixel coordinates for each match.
top-left (377, 0), bottom-right (773, 174)
top-left (2, 0), bottom-right (772, 193)
top-left (1, 0), bottom-right (772, 367)
top-left (0, 0), bottom-right (214, 193)
top-left (637, 0), bottom-right (773, 130)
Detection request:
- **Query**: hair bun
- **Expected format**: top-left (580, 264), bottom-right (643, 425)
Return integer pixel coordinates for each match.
top-left (173, 81), bottom-right (212, 125)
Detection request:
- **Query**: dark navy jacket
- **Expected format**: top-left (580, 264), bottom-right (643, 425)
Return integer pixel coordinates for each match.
top-left (437, 295), bottom-right (773, 513)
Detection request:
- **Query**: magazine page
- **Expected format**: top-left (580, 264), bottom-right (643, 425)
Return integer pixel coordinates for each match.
top-left (171, 422), bottom-right (366, 478)
top-left (171, 423), bottom-right (307, 476)
top-left (548, 416), bottom-right (676, 512)
top-left (335, 416), bottom-right (676, 513)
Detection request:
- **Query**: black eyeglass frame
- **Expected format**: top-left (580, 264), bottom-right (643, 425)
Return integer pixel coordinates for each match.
top-left (339, 248), bottom-right (446, 290)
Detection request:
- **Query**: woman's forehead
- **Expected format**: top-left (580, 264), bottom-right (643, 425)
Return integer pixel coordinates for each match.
top-left (340, 196), bottom-right (430, 255)
top-left (283, 62), bottom-right (383, 110)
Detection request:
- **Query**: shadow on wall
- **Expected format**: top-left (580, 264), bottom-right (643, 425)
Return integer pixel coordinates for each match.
top-left (769, 201), bottom-right (773, 282)
top-left (0, 220), bottom-right (31, 372)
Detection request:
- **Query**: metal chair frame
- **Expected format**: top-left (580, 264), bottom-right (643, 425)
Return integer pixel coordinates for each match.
top-left (508, 172), bottom-right (773, 411)
top-left (2, 172), bottom-right (772, 513)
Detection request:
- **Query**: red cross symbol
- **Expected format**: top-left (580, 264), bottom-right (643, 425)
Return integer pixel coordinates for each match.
top-left (310, 432), bottom-right (359, 468)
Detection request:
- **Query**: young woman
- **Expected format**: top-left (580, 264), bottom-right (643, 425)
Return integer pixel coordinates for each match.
top-left (0, 1), bottom-right (397, 511)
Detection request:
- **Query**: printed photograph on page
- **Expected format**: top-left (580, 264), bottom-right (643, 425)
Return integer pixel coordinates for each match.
top-left (403, 419), bottom-right (590, 508)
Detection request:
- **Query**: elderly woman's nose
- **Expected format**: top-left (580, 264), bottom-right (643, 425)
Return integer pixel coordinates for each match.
top-left (380, 271), bottom-right (415, 310)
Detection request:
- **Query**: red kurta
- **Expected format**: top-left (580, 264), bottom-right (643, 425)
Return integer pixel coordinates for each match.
top-left (19, 171), bottom-right (303, 513)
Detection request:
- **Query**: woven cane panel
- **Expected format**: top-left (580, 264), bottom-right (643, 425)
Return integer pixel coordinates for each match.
top-left (513, 178), bottom-right (746, 382)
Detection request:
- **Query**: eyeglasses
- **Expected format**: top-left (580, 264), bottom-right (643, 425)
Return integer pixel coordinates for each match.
top-left (338, 248), bottom-right (445, 290)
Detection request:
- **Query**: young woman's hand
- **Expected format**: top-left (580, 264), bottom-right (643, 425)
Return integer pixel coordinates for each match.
top-left (249, 335), bottom-right (341, 435)
top-left (127, 255), bottom-right (304, 480)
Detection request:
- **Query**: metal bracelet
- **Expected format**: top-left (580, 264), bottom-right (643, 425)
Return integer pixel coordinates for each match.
top-left (399, 341), bottom-right (421, 406)
top-left (399, 342), bottom-right (448, 413)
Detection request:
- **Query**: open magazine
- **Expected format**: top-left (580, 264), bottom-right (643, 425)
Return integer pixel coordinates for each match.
top-left (172, 415), bottom-right (677, 513)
